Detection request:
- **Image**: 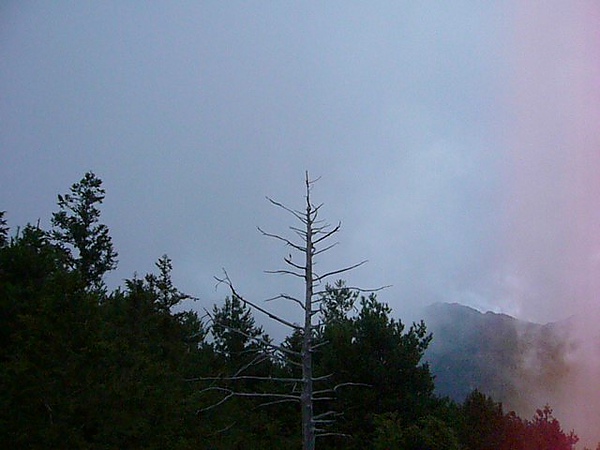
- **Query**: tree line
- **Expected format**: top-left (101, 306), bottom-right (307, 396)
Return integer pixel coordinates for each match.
top-left (0, 172), bottom-right (585, 449)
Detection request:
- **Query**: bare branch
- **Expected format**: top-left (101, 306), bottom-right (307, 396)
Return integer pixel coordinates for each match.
top-left (258, 227), bottom-right (306, 252)
top-left (311, 217), bottom-right (327, 227)
top-left (289, 225), bottom-right (307, 235)
top-left (313, 419), bottom-right (336, 425)
top-left (306, 173), bottom-right (322, 186)
top-left (197, 388), bottom-right (235, 413)
top-left (284, 256), bottom-right (306, 271)
top-left (314, 260), bottom-right (367, 282)
top-left (314, 410), bottom-right (338, 420)
top-left (233, 353), bottom-right (270, 377)
top-left (312, 223), bottom-right (333, 233)
top-left (312, 388), bottom-right (333, 396)
top-left (255, 398), bottom-right (300, 409)
top-left (265, 293), bottom-right (305, 310)
top-left (190, 375), bottom-right (305, 383)
top-left (228, 391), bottom-right (301, 401)
top-left (316, 432), bottom-right (351, 439)
top-left (215, 271), bottom-right (302, 331)
top-left (211, 422), bottom-right (237, 435)
top-left (310, 340), bottom-right (330, 351)
top-left (198, 386), bottom-right (301, 411)
top-left (210, 317), bottom-right (300, 358)
top-left (334, 381), bottom-right (372, 390)
top-left (312, 373), bottom-right (334, 382)
top-left (313, 285), bottom-right (391, 297)
top-left (313, 382), bottom-right (370, 396)
top-left (313, 222), bottom-right (341, 245)
top-left (313, 242), bottom-right (338, 256)
top-left (312, 201), bottom-right (324, 212)
top-left (264, 268), bottom-right (305, 279)
top-left (316, 423), bottom-right (337, 428)
top-left (266, 197), bottom-right (307, 223)
top-left (269, 348), bottom-right (303, 367)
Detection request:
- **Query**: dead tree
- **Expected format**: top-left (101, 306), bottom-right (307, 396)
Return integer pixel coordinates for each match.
top-left (203, 172), bottom-right (372, 450)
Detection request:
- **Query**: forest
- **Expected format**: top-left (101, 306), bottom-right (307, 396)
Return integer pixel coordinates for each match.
top-left (0, 172), bottom-right (588, 449)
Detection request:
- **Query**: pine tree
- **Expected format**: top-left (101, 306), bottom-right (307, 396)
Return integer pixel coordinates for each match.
top-left (51, 172), bottom-right (117, 291)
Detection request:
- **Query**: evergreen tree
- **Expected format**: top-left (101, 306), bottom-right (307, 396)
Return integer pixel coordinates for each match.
top-left (523, 406), bottom-right (578, 450)
top-left (456, 390), bottom-right (579, 450)
top-left (0, 224), bottom-right (104, 448)
top-left (211, 294), bottom-right (268, 363)
top-left (145, 254), bottom-right (192, 312)
top-left (1, 176), bottom-right (210, 449)
top-left (373, 412), bottom-right (460, 450)
top-left (459, 390), bottom-right (507, 450)
top-left (0, 211), bottom-right (8, 247)
top-left (316, 282), bottom-right (435, 448)
top-left (51, 171), bottom-right (117, 291)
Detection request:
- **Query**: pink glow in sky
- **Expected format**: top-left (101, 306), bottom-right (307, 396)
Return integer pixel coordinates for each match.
top-left (506, 0), bottom-right (600, 322)
top-left (505, 2), bottom-right (600, 446)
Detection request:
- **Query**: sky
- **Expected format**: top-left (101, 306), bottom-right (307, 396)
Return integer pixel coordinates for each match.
top-left (2, 2), bottom-right (600, 336)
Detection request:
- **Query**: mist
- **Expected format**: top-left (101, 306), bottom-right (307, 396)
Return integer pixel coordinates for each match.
top-left (498, 3), bottom-right (600, 446)
top-left (2, 2), bottom-right (600, 446)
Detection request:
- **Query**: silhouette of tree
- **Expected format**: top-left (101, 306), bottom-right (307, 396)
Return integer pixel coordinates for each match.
top-left (51, 171), bottom-right (117, 291)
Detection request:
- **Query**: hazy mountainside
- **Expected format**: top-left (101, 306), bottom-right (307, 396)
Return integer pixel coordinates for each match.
top-left (422, 302), bottom-right (575, 413)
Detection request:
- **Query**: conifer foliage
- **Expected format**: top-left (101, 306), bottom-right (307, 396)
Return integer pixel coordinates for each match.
top-left (51, 171), bottom-right (117, 290)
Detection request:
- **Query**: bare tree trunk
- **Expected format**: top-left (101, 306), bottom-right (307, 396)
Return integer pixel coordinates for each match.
top-left (302, 173), bottom-right (315, 450)
top-left (201, 172), bottom-right (374, 450)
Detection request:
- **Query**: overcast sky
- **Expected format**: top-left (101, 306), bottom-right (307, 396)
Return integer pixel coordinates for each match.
top-left (2, 2), bottom-right (600, 334)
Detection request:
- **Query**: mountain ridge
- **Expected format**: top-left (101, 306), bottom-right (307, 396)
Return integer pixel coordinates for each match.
top-left (421, 302), bottom-right (573, 411)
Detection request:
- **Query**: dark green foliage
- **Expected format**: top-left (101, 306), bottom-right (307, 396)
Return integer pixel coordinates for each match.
top-left (458, 390), bottom-right (509, 450)
top-left (316, 282), bottom-right (436, 448)
top-left (92, 274), bottom-right (208, 449)
top-left (199, 295), bottom-right (298, 448)
top-left (0, 210), bottom-right (8, 247)
top-left (212, 294), bottom-right (268, 361)
top-left (0, 224), bottom-right (72, 368)
top-left (0, 175), bottom-right (210, 449)
top-left (0, 228), bottom-right (208, 448)
top-left (455, 391), bottom-right (578, 450)
top-left (51, 171), bottom-right (117, 291)
top-left (373, 412), bottom-right (461, 450)
top-left (145, 254), bottom-right (193, 311)
top-left (320, 279), bottom-right (358, 325)
top-left (0, 224), bottom-right (93, 448)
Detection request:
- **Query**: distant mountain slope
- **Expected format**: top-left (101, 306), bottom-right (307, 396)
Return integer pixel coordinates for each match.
top-left (421, 302), bottom-right (573, 411)
top-left (421, 303), bottom-right (600, 449)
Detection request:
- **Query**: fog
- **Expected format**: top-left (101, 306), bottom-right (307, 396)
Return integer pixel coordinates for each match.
top-left (2, 2), bottom-right (600, 445)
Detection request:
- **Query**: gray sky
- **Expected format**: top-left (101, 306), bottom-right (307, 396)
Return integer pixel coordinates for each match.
top-left (2, 2), bottom-right (599, 335)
